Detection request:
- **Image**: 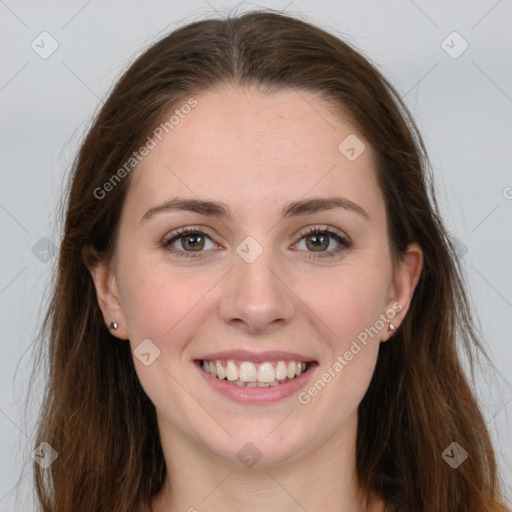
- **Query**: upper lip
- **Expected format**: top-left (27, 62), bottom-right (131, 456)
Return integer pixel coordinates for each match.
top-left (197, 350), bottom-right (316, 363)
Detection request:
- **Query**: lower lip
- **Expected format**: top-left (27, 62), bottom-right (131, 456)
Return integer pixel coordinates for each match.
top-left (194, 361), bottom-right (318, 403)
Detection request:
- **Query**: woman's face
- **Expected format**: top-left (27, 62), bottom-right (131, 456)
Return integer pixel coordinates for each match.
top-left (91, 85), bottom-right (421, 467)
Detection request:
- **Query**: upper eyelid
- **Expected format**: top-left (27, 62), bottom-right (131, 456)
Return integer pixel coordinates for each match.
top-left (164, 225), bottom-right (218, 243)
top-left (297, 225), bottom-right (348, 239)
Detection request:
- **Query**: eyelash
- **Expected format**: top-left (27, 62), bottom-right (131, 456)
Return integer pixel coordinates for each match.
top-left (161, 225), bottom-right (352, 260)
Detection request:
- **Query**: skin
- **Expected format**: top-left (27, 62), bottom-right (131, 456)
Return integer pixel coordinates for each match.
top-left (86, 85), bottom-right (422, 512)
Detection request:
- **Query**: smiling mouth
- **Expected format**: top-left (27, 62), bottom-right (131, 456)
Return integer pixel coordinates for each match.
top-left (198, 359), bottom-right (313, 387)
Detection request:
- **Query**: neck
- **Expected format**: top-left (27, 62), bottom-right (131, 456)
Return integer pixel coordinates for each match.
top-left (151, 412), bottom-right (384, 512)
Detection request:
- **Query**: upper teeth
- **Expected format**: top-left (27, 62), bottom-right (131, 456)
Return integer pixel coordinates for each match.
top-left (202, 359), bottom-right (307, 384)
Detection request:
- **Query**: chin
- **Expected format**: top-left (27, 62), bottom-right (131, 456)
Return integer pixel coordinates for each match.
top-left (196, 420), bottom-right (312, 468)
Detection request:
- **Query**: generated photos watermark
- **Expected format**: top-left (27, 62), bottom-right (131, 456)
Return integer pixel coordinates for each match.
top-left (297, 302), bottom-right (402, 405)
top-left (93, 97), bottom-right (197, 200)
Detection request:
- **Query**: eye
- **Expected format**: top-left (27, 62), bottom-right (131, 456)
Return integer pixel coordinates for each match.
top-left (161, 225), bottom-right (352, 260)
top-left (295, 226), bottom-right (352, 259)
top-left (162, 227), bottom-right (219, 259)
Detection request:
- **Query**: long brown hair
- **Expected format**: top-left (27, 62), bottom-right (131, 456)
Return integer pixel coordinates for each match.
top-left (31, 9), bottom-right (509, 511)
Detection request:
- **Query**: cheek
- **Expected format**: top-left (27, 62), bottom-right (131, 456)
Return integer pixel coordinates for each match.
top-left (118, 255), bottom-right (220, 347)
top-left (119, 268), bottom-right (172, 341)
top-left (300, 264), bottom-right (390, 349)
top-left (297, 271), bottom-right (385, 427)
top-left (116, 259), bottom-right (214, 418)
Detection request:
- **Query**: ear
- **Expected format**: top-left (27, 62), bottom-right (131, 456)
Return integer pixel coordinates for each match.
top-left (82, 246), bottom-right (129, 340)
top-left (381, 242), bottom-right (423, 341)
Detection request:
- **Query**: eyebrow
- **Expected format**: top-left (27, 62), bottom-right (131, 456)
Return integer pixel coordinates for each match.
top-left (140, 196), bottom-right (369, 223)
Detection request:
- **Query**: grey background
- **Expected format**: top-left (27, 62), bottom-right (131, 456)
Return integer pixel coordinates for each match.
top-left (1, 0), bottom-right (511, 509)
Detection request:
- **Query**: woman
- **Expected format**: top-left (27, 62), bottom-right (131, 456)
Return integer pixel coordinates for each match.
top-left (32, 9), bottom-right (509, 512)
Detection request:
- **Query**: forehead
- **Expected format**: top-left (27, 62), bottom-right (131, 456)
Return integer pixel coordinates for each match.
top-left (125, 85), bottom-right (384, 223)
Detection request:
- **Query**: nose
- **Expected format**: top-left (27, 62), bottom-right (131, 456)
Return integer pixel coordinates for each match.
top-left (218, 249), bottom-right (296, 335)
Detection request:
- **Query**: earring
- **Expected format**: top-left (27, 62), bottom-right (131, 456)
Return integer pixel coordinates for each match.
top-left (108, 321), bottom-right (118, 331)
top-left (388, 323), bottom-right (396, 333)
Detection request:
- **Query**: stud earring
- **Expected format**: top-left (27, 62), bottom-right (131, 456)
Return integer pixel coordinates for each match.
top-left (388, 323), bottom-right (396, 333)
top-left (108, 321), bottom-right (118, 331)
